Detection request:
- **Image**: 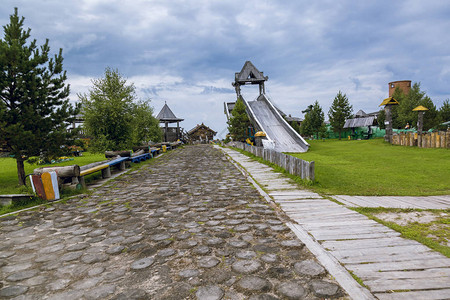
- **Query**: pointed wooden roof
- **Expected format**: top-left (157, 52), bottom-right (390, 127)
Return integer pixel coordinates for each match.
top-left (156, 103), bottom-right (184, 122)
top-left (412, 105), bottom-right (428, 111)
top-left (187, 123), bottom-right (217, 135)
top-left (379, 97), bottom-right (399, 106)
top-left (234, 61), bottom-right (268, 84)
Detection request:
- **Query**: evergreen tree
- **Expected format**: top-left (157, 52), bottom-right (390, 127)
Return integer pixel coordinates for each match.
top-left (328, 91), bottom-right (353, 139)
top-left (300, 101), bottom-right (325, 139)
top-left (394, 82), bottom-right (439, 130)
top-left (299, 113), bottom-right (313, 137)
top-left (227, 96), bottom-right (251, 142)
top-left (290, 121), bottom-right (301, 134)
top-left (0, 8), bottom-right (78, 185)
top-left (419, 97), bottom-right (439, 131)
top-left (439, 99), bottom-right (450, 123)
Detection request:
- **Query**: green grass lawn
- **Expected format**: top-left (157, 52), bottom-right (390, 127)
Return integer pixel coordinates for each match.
top-left (289, 138), bottom-right (450, 196)
top-left (0, 152), bottom-right (105, 195)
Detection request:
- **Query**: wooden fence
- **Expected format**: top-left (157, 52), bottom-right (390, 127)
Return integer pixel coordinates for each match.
top-left (228, 142), bottom-right (315, 181)
top-left (391, 130), bottom-right (450, 148)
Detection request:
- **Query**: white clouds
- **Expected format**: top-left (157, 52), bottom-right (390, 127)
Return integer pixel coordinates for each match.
top-left (1, 0), bottom-right (450, 135)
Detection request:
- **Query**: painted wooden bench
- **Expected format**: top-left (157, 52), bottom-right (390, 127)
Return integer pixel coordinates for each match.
top-left (129, 152), bottom-right (152, 163)
top-left (78, 156), bottom-right (129, 188)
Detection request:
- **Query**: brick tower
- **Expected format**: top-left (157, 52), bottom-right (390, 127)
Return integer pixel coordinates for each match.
top-left (388, 80), bottom-right (411, 97)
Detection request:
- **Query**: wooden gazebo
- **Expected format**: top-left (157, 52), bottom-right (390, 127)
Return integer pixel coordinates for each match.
top-left (156, 103), bottom-right (184, 142)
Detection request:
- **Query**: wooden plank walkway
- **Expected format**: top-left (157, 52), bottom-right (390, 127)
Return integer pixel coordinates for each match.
top-left (221, 147), bottom-right (450, 300)
top-left (333, 195), bottom-right (450, 209)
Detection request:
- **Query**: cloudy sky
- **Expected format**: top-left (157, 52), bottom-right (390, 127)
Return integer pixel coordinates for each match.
top-left (1, 1), bottom-right (450, 138)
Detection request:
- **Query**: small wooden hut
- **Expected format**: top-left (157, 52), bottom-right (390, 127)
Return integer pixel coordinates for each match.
top-left (187, 123), bottom-right (217, 143)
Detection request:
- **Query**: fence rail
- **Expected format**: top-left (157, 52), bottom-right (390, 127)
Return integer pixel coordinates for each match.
top-left (391, 130), bottom-right (450, 148)
top-left (227, 142), bottom-right (315, 181)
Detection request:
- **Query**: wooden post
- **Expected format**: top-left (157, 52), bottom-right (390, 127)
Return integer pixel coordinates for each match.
top-left (309, 161), bottom-right (315, 181)
top-left (101, 166), bottom-right (111, 178)
top-left (78, 176), bottom-right (86, 189)
top-left (385, 105), bottom-right (393, 143)
top-left (165, 121), bottom-right (168, 142)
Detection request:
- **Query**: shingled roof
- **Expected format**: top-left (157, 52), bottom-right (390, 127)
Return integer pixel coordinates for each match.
top-left (234, 61), bottom-right (268, 84)
top-left (156, 103), bottom-right (184, 122)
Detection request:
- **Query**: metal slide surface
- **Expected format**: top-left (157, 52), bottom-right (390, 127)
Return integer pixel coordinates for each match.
top-left (246, 95), bottom-right (309, 152)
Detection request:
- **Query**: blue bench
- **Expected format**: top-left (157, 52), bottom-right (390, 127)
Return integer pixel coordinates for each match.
top-left (150, 148), bottom-right (160, 156)
top-left (107, 156), bottom-right (129, 170)
top-left (129, 153), bottom-right (152, 163)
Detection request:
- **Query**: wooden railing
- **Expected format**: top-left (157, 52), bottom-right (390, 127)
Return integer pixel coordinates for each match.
top-left (228, 142), bottom-right (315, 181)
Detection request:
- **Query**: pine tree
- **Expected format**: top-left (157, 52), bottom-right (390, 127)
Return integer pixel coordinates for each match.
top-left (395, 82), bottom-right (439, 130)
top-left (227, 97), bottom-right (251, 142)
top-left (300, 101), bottom-right (325, 139)
top-left (439, 99), bottom-right (450, 123)
top-left (0, 8), bottom-right (78, 185)
top-left (328, 91), bottom-right (353, 139)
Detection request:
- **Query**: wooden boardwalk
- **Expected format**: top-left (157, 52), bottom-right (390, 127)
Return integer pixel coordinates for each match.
top-left (221, 147), bottom-right (450, 300)
top-left (333, 195), bottom-right (450, 209)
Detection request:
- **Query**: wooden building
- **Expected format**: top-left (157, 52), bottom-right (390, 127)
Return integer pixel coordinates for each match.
top-left (187, 123), bottom-right (216, 143)
top-left (156, 103), bottom-right (184, 142)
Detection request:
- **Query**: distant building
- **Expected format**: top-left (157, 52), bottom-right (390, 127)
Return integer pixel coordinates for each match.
top-left (389, 80), bottom-right (411, 97)
top-left (156, 103), bottom-right (184, 142)
top-left (187, 123), bottom-right (217, 143)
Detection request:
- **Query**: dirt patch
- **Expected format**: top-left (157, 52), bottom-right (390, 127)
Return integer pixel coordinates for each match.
top-left (374, 211), bottom-right (450, 247)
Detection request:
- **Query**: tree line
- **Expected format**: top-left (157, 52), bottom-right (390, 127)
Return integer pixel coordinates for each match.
top-left (298, 85), bottom-right (449, 140)
top-left (0, 8), bottom-right (161, 185)
top-left (228, 86), bottom-right (450, 143)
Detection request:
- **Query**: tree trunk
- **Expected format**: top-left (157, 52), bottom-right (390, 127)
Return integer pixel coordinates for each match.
top-left (16, 158), bottom-right (26, 186)
top-left (338, 130), bottom-right (342, 140)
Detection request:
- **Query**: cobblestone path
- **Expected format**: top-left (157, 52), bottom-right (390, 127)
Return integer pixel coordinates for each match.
top-left (0, 145), bottom-right (345, 299)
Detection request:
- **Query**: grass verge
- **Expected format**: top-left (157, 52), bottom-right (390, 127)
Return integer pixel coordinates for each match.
top-left (289, 138), bottom-right (450, 196)
top-left (0, 152), bottom-right (105, 195)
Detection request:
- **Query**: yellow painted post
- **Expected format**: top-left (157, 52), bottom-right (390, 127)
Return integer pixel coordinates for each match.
top-left (41, 172), bottom-right (55, 200)
top-left (162, 145), bottom-right (167, 152)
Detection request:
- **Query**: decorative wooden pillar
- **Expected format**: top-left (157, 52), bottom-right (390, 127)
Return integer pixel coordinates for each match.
top-left (379, 97), bottom-right (399, 143)
top-left (413, 105), bottom-right (428, 148)
top-left (385, 105), bottom-right (393, 143)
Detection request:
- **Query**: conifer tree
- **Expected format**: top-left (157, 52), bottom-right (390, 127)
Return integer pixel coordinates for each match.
top-left (328, 91), bottom-right (353, 139)
top-left (439, 99), bottom-right (450, 123)
top-left (0, 8), bottom-right (78, 185)
top-left (300, 101), bottom-right (325, 139)
top-left (227, 96), bottom-right (251, 142)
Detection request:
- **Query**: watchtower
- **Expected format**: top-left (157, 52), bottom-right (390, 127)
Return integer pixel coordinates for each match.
top-left (156, 103), bottom-right (184, 142)
top-left (232, 61), bottom-right (268, 97)
top-left (389, 80), bottom-right (411, 97)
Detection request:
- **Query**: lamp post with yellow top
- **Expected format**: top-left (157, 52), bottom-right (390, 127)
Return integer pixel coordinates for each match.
top-left (379, 97), bottom-right (399, 143)
top-left (413, 105), bottom-right (428, 146)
